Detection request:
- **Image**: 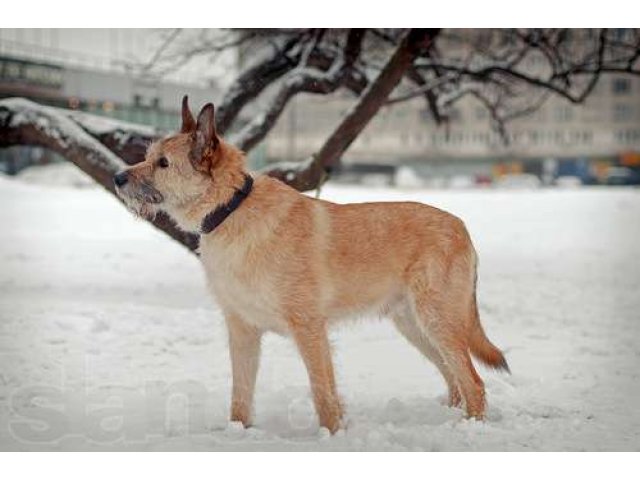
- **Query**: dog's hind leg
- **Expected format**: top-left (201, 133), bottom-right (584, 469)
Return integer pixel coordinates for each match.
top-left (391, 302), bottom-right (462, 407)
top-left (225, 312), bottom-right (262, 427)
top-left (407, 262), bottom-right (486, 419)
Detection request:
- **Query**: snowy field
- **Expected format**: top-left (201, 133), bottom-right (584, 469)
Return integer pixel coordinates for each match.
top-left (1, 167), bottom-right (639, 451)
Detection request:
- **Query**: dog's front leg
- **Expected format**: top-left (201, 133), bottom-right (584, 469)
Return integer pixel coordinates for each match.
top-left (289, 318), bottom-right (342, 434)
top-left (225, 313), bottom-right (262, 427)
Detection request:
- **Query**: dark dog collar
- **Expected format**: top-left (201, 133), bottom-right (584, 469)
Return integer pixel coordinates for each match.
top-left (200, 174), bottom-right (254, 234)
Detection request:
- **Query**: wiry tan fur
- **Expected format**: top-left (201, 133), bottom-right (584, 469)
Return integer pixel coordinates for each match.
top-left (115, 97), bottom-right (508, 434)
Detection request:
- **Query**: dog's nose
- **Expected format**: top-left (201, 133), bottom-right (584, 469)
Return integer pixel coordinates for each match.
top-left (114, 171), bottom-right (128, 188)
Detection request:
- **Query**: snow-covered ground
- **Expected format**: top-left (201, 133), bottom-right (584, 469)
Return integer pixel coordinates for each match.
top-left (1, 168), bottom-right (639, 451)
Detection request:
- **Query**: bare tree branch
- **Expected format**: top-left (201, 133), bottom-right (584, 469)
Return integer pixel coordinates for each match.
top-left (140, 29), bottom-right (183, 75)
top-left (416, 28), bottom-right (639, 108)
top-left (386, 71), bottom-right (457, 106)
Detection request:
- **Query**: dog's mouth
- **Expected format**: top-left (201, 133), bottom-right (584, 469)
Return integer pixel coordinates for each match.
top-left (116, 182), bottom-right (164, 220)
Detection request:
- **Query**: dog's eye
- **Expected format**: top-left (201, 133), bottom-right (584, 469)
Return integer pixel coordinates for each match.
top-left (157, 157), bottom-right (169, 168)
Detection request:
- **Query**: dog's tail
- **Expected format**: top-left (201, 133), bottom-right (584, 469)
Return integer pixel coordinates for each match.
top-left (468, 273), bottom-right (510, 373)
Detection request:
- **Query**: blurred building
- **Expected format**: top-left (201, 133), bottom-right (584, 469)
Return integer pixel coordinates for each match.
top-left (0, 55), bottom-right (220, 131)
top-left (0, 29), bottom-right (230, 87)
top-left (0, 32), bottom-right (222, 173)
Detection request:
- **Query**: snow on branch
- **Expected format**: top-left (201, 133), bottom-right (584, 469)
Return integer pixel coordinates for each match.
top-left (215, 35), bottom-right (305, 134)
top-left (0, 97), bottom-right (125, 185)
top-left (232, 29), bottom-right (367, 152)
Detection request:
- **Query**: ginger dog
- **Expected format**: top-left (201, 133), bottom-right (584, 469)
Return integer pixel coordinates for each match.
top-left (114, 96), bottom-right (509, 434)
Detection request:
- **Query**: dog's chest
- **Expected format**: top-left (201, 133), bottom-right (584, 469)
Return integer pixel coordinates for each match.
top-left (199, 241), bottom-right (288, 333)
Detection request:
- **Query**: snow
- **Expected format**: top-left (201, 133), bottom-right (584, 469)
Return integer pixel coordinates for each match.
top-left (65, 110), bottom-right (156, 138)
top-left (16, 163), bottom-right (97, 189)
top-left (1, 173), bottom-right (639, 451)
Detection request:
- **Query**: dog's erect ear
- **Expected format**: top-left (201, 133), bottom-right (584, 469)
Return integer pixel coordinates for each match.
top-left (195, 103), bottom-right (218, 147)
top-left (189, 103), bottom-right (218, 173)
top-left (180, 95), bottom-right (196, 133)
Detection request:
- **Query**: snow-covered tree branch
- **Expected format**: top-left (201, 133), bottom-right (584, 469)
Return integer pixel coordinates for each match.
top-left (0, 98), bottom-right (199, 252)
top-left (233, 29), bottom-right (367, 152)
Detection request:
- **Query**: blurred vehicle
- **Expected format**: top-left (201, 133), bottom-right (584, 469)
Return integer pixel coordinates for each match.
top-left (360, 173), bottom-right (392, 187)
top-left (448, 175), bottom-right (475, 189)
top-left (475, 174), bottom-right (493, 187)
top-left (423, 177), bottom-right (448, 189)
top-left (494, 173), bottom-right (542, 189)
top-left (556, 158), bottom-right (598, 185)
top-left (605, 167), bottom-right (640, 186)
top-left (554, 175), bottom-right (583, 188)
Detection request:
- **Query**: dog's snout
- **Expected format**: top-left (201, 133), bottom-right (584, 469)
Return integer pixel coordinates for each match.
top-left (114, 171), bottom-right (129, 188)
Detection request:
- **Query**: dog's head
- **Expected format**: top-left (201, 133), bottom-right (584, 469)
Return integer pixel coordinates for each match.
top-left (114, 96), bottom-right (242, 220)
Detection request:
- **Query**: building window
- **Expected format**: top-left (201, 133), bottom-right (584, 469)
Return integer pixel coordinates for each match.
top-left (614, 104), bottom-right (634, 122)
top-left (612, 78), bottom-right (631, 95)
top-left (528, 131), bottom-right (538, 145)
top-left (554, 106), bottom-right (573, 122)
top-left (580, 131), bottom-right (594, 145)
top-left (615, 129), bottom-right (640, 144)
